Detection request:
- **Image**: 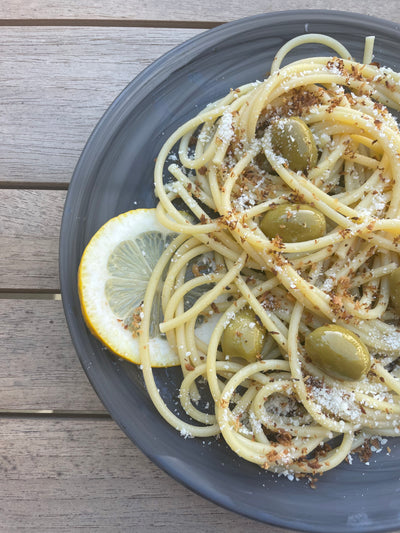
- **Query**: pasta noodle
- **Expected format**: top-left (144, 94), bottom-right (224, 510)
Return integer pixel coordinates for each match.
top-left (138, 33), bottom-right (400, 478)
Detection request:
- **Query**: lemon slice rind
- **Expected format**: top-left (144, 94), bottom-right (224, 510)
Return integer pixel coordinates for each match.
top-left (78, 209), bottom-right (180, 367)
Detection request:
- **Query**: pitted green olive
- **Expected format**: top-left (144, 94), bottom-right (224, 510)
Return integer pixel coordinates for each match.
top-left (270, 117), bottom-right (318, 172)
top-left (305, 325), bottom-right (371, 381)
top-left (260, 204), bottom-right (326, 243)
top-left (389, 267), bottom-right (400, 313)
top-left (254, 152), bottom-right (274, 174)
top-left (221, 307), bottom-right (266, 363)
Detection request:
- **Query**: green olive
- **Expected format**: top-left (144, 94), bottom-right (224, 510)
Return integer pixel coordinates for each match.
top-left (260, 203), bottom-right (326, 243)
top-left (389, 267), bottom-right (400, 313)
top-left (270, 117), bottom-right (318, 172)
top-left (254, 152), bottom-right (274, 174)
top-left (221, 307), bottom-right (266, 363)
top-left (305, 325), bottom-right (371, 381)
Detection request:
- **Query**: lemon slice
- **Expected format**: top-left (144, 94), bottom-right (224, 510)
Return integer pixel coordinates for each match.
top-left (78, 209), bottom-right (180, 367)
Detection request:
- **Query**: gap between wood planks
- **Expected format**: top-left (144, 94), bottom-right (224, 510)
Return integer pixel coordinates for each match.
top-left (0, 291), bottom-right (61, 299)
top-left (0, 182), bottom-right (69, 190)
top-left (0, 18), bottom-right (222, 29)
top-left (0, 409), bottom-right (110, 418)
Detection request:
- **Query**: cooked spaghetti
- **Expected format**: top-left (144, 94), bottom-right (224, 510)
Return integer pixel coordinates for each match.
top-left (138, 34), bottom-right (400, 477)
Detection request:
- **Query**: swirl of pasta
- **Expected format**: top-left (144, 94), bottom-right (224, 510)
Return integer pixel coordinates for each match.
top-left (138, 33), bottom-right (400, 478)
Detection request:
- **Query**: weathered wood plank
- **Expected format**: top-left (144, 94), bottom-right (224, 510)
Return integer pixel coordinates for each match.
top-left (0, 27), bottom-right (201, 185)
top-left (0, 417), bottom-right (285, 532)
top-left (0, 189), bottom-right (65, 289)
top-left (2, 0), bottom-right (400, 24)
top-left (0, 299), bottom-right (105, 411)
top-left (3, 15), bottom-right (399, 187)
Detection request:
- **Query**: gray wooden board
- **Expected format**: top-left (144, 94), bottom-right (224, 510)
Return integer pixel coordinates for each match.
top-left (0, 27), bottom-right (201, 185)
top-left (0, 299), bottom-right (105, 411)
top-left (0, 417), bottom-right (285, 532)
top-left (3, 5), bottom-right (400, 532)
top-left (1, 0), bottom-right (400, 24)
top-left (0, 190), bottom-right (66, 290)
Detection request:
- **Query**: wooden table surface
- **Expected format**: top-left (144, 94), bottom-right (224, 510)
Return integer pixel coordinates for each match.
top-left (2, 1), bottom-right (400, 531)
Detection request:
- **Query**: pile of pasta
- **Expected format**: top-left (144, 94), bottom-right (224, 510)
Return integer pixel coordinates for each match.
top-left (139, 34), bottom-right (400, 477)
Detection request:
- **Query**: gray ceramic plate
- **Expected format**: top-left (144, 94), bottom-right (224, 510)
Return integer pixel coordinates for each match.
top-left (60, 10), bottom-right (400, 533)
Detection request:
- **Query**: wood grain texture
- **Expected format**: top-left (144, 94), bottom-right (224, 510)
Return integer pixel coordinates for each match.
top-left (0, 417), bottom-right (285, 532)
top-left (0, 27), bottom-right (201, 186)
top-left (1, 0), bottom-right (400, 23)
top-left (3, 4), bottom-right (400, 532)
top-left (0, 189), bottom-right (66, 289)
top-left (0, 299), bottom-right (105, 411)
